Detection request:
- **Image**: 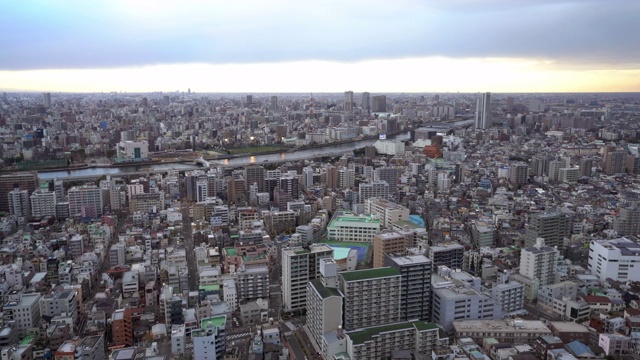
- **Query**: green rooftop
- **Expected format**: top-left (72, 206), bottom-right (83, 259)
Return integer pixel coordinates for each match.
top-left (225, 248), bottom-right (236, 256)
top-left (393, 220), bottom-right (420, 229)
top-left (340, 267), bottom-right (400, 282)
top-left (330, 215), bottom-right (379, 224)
top-left (199, 284), bottom-right (220, 292)
top-left (202, 315), bottom-right (226, 329)
top-left (20, 334), bottom-right (35, 346)
top-left (310, 279), bottom-right (342, 299)
top-left (347, 321), bottom-right (437, 345)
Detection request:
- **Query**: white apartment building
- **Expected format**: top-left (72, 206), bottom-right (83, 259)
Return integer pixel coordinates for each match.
top-left (326, 212), bottom-right (381, 243)
top-left (588, 237), bottom-right (640, 282)
top-left (491, 281), bottom-right (525, 314)
top-left (431, 268), bottom-right (502, 333)
top-left (519, 239), bottom-right (559, 286)
top-left (282, 244), bottom-right (333, 312)
top-left (30, 189), bottom-right (56, 217)
top-left (358, 180), bottom-right (389, 202)
top-left (40, 290), bottom-right (78, 325)
top-left (68, 185), bottom-right (104, 218)
top-left (364, 197), bottom-right (409, 228)
top-left (3, 293), bottom-right (42, 335)
top-left (223, 279), bottom-right (238, 311)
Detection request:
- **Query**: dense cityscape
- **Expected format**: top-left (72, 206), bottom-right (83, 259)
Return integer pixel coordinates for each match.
top-left (0, 90), bottom-right (638, 360)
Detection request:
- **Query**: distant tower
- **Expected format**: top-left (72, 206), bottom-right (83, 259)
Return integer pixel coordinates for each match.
top-left (246, 94), bottom-right (253, 106)
top-left (188, 88), bottom-right (191, 94)
top-left (270, 96), bottom-right (278, 112)
top-left (43, 93), bottom-right (52, 108)
top-left (309, 93), bottom-right (315, 117)
top-left (475, 92), bottom-right (491, 129)
top-left (361, 92), bottom-right (370, 111)
top-left (344, 91), bottom-right (353, 112)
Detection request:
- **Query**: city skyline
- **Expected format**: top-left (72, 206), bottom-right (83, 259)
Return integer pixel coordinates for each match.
top-left (1, 0), bottom-right (639, 92)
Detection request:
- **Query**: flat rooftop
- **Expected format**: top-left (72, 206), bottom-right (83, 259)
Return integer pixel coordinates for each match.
top-left (310, 279), bottom-right (342, 299)
top-left (202, 315), bottom-right (226, 329)
top-left (347, 321), bottom-right (437, 345)
top-left (453, 320), bottom-right (551, 334)
top-left (340, 267), bottom-right (400, 282)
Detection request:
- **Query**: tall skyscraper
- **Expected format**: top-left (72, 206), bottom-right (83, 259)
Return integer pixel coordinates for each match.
top-left (361, 92), bottom-right (370, 110)
top-left (510, 163), bottom-right (529, 186)
top-left (270, 96), bottom-right (278, 111)
top-left (43, 92), bottom-right (52, 108)
top-left (344, 91), bottom-right (354, 112)
top-left (0, 172), bottom-right (38, 213)
top-left (372, 95), bottom-right (387, 112)
top-left (474, 92), bottom-right (491, 129)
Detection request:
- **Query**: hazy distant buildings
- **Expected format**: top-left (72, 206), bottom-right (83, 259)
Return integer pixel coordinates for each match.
top-left (361, 92), bottom-right (370, 110)
top-left (475, 92), bottom-right (491, 129)
top-left (344, 91), bottom-right (353, 112)
top-left (371, 95), bottom-right (387, 112)
top-left (43, 92), bottom-right (52, 108)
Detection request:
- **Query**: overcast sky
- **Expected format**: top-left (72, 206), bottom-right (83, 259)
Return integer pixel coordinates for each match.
top-left (1, 0), bottom-right (638, 92)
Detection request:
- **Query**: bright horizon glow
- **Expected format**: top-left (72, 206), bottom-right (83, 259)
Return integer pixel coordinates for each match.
top-left (1, 57), bottom-right (639, 93)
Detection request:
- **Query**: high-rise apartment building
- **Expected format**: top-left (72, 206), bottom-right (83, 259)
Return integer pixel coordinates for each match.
top-left (605, 150), bottom-right (627, 175)
top-left (337, 168), bottom-right (355, 189)
top-left (306, 258), bottom-right (343, 357)
top-left (270, 96), bottom-right (278, 111)
top-left (579, 158), bottom-right (593, 177)
top-left (0, 172), bottom-right (38, 213)
top-left (68, 185), bottom-right (104, 219)
top-left (3, 293), bottom-right (42, 335)
top-left (510, 163), bottom-right (529, 186)
top-left (43, 92), bottom-right (52, 107)
top-left (244, 165), bottom-right (265, 193)
top-left (614, 206), bottom-right (640, 237)
top-left (371, 95), bottom-right (387, 112)
top-left (519, 239), bottom-right (559, 286)
top-left (359, 180), bottom-right (389, 202)
top-left (281, 244), bottom-right (333, 312)
top-left (374, 167), bottom-right (398, 194)
top-left (8, 189), bottom-right (30, 218)
top-left (192, 316), bottom-right (226, 360)
top-left (361, 92), bottom-right (370, 110)
top-left (475, 92), bottom-right (491, 129)
top-left (384, 254), bottom-right (432, 322)
top-left (344, 91), bottom-right (353, 112)
top-left (339, 267), bottom-right (401, 330)
top-left (524, 210), bottom-right (570, 248)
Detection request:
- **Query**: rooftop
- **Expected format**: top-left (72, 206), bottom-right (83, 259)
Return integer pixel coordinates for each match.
top-left (340, 267), bottom-right (400, 282)
top-left (310, 279), bottom-right (342, 299)
top-left (453, 320), bottom-right (551, 334)
top-left (202, 315), bottom-right (226, 329)
top-left (347, 321), bottom-right (437, 345)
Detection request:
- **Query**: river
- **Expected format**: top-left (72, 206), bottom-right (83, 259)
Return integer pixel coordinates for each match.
top-left (38, 121), bottom-right (472, 180)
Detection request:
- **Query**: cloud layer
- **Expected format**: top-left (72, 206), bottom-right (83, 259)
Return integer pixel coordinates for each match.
top-left (1, 0), bottom-right (638, 70)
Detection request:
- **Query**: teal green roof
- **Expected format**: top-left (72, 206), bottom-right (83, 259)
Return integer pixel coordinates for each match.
top-left (340, 267), bottom-right (400, 282)
top-left (348, 321), bottom-right (437, 345)
top-left (202, 315), bottom-right (226, 329)
top-left (310, 279), bottom-right (342, 299)
top-left (20, 334), bottom-right (35, 346)
top-left (225, 248), bottom-right (236, 256)
top-left (200, 284), bottom-right (220, 292)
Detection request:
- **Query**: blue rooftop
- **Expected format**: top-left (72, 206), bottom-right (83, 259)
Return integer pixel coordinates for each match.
top-left (566, 341), bottom-right (594, 357)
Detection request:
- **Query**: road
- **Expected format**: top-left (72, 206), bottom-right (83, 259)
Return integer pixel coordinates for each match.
top-left (269, 240), bottom-right (283, 321)
top-left (181, 203), bottom-right (198, 292)
top-left (524, 303), bottom-right (561, 321)
top-left (285, 334), bottom-right (306, 360)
